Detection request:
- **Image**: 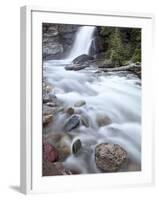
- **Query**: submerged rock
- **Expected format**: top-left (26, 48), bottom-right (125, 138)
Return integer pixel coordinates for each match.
top-left (58, 135), bottom-right (71, 160)
top-left (74, 100), bottom-right (86, 107)
top-left (43, 161), bottom-right (72, 176)
top-left (96, 114), bottom-right (112, 127)
top-left (64, 115), bottom-right (80, 131)
top-left (72, 139), bottom-right (82, 154)
top-left (64, 107), bottom-right (75, 115)
top-left (80, 115), bottom-right (89, 127)
top-left (95, 143), bottom-right (127, 172)
top-left (43, 143), bottom-right (59, 162)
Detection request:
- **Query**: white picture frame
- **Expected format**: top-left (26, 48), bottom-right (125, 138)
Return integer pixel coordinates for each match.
top-left (20, 5), bottom-right (154, 194)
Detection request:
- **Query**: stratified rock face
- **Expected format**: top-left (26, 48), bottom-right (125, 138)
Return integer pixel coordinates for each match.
top-left (43, 23), bottom-right (79, 60)
top-left (64, 114), bottom-right (81, 131)
top-left (95, 143), bottom-right (127, 172)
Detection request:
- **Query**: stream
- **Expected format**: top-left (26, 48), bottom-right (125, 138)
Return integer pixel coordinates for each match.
top-left (43, 26), bottom-right (141, 174)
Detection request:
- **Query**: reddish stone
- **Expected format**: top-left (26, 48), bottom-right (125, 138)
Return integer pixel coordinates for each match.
top-left (43, 143), bottom-right (59, 162)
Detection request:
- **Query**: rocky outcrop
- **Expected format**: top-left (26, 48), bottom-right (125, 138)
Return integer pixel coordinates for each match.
top-left (72, 54), bottom-right (94, 64)
top-left (43, 23), bottom-right (79, 60)
top-left (95, 143), bottom-right (127, 172)
top-left (65, 55), bottom-right (94, 71)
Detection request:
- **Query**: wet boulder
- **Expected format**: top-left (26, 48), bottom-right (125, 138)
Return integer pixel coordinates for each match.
top-left (65, 63), bottom-right (88, 71)
top-left (80, 115), bottom-right (89, 127)
top-left (72, 54), bottom-right (94, 65)
top-left (64, 114), bottom-right (81, 131)
top-left (58, 135), bottom-right (72, 160)
top-left (96, 114), bottom-right (112, 127)
top-left (72, 139), bottom-right (82, 154)
top-left (64, 107), bottom-right (75, 115)
top-left (95, 143), bottom-right (128, 172)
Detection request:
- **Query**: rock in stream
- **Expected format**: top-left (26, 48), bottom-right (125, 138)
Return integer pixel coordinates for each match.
top-left (95, 143), bottom-right (128, 172)
top-left (64, 114), bottom-right (81, 131)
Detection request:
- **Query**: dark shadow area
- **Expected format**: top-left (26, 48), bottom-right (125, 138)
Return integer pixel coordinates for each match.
top-left (9, 185), bottom-right (21, 193)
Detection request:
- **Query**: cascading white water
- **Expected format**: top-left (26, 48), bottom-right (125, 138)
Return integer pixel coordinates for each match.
top-left (43, 25), bottom-right (141, 174)
top-left (67, 26), bottom-right (95, 60)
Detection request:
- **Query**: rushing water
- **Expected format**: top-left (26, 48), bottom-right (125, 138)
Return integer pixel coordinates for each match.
top-left (43, 26), bottom-right (141, 173)
top-left (67, 26), bottom-right (95, 60)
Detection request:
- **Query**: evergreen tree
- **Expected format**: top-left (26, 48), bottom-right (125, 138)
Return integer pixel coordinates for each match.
top-left (110, 28), bottom-right (125, 67)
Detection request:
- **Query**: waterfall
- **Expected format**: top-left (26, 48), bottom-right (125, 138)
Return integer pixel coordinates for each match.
top-left (43, 25), bottom-right (141, 174)
top-left (67, 26), bottom-right (95, 61)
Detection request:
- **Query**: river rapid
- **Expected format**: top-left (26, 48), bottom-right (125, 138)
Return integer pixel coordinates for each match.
top-left (43, 26), bottom-right (141, 174)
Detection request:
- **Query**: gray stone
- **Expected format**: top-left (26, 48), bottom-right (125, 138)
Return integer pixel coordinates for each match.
top-left (65, 107), bottom-right (75, 115)
top-left (81, 115), bottom-right (89, 127)
top-left (73, 54), bottom-right (94, 65)
top-left (65, 63), bottom-right (88, 71)
top-left (95, 143), bottom-right (128, 172)
top-left (58, 135), bottom-right (71, 160)
top-left (72, 139), bottom-right (82, 154)
top-left (64, 115), bottom-right (80, 131)
top-left (96, 114), bottom-right (112, 127)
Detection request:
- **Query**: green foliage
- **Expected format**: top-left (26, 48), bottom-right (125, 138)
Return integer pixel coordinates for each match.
top-left (132, 48), bottom-right (141, 63)
top-left (100, 27), bottom-right (115, 37)
top-left (109, 28), bottom-right (125, 66)
top-left (99, 26), bottom-right (141, 66)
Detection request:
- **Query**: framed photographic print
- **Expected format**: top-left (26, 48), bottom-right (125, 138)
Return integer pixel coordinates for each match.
top-left (20, 6), bottom-right (154, 194)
